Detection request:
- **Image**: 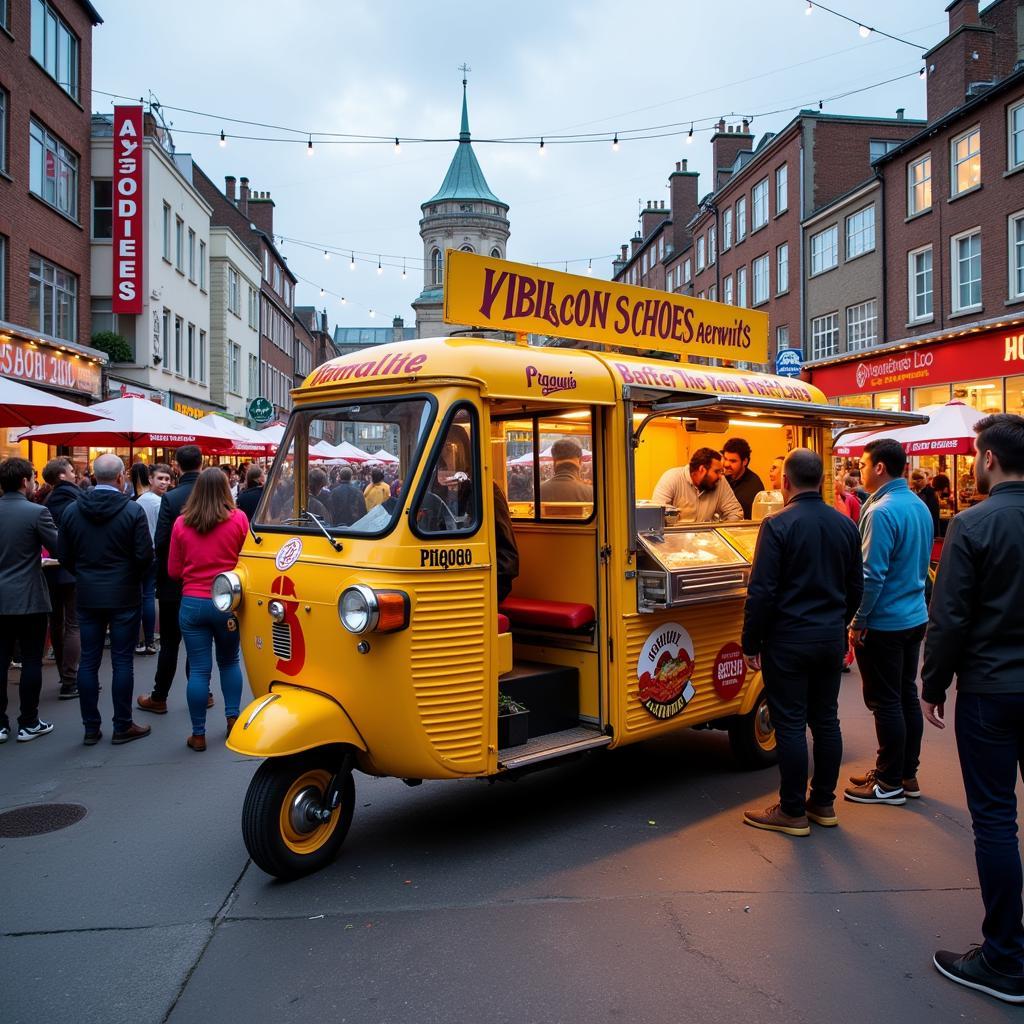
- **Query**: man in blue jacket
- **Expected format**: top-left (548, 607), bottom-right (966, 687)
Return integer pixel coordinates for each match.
top-left (845, 438), bottom-right (933, 805)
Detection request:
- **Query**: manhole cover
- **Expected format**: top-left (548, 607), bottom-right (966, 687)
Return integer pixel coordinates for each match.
top-left (0, 803), bottom-right (88, 837)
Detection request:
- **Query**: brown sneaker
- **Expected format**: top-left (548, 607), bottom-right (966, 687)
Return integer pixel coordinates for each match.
top-left (137, 694), bottom-right (168, 714)
top-left (806, 802), bottom-right (839, 827)
top-left (226, 716), bottom-right (238, 738)
top-left (743, 803), bottom-right (810, 836)
top-left (849, 768), bottom-right (920, 798)
top-left (186, 734), bottom-right (207, 752)
top-left (111, 722), bottom-right (151, 745)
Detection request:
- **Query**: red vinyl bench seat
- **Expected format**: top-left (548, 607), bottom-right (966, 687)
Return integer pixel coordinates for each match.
top-left (497, 613), bottom-right (511, 634)
top-left (499, 597), bottom-right (596, 632)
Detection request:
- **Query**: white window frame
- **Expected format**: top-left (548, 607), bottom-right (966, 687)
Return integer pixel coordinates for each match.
top-left (810, 225), bottom-right (838, 276)
top-left (187, 323), bottom-right (196, 380)
top-left (91, 179), bottom-right (112, 240)
top-left (199, 330), bottom-right (207, 384)
top-left (1009, 210), bottom-right (1024, 302)
top-left (908, 245), bottom-right (934, 324)
top-left (751, 178), bottom-right (769, 231)
top-left (907, 154), bottom-right (932, 216)
top-left (950, 125), bottom-right (981, 196)
top-left (228, 267), bottom-right (240, 316)
top-left (31, 0), bottom-right (79, 100)
top-left (723, 275), bottom-right (733, 305)
top-left (775, 164), bottom-right (788, 214)
top-left (736, 266), bottom-right (747, 308)
top-left (810, 312), bottom-right (839, 360)
top-left (161, 308), bottom-right (170, 368)
top-left (951, 228), bottom-right (982, 313)
top-left (736, 197), bottom-right (747, 241)
top-left (722, 207), bottom-right (733, 250)
top-left (708, 226), bottom-right (716, 265)
top-left (28, 253), bottom-right (76, 342)
top-left (0, 88), bottom-right (7, 175)
top-left (199, 240), bottom-right (207, 291)
top-left (174, 316), bottom-right (183, 374)
top-left (696, 236), bottom-right (706, 272)
top-left (752, 254), bottom-right (770, 305)
top-left (682, 258), bottom-right (691, 284)
top-left (0, 235), bottom-right (5, 321)
top-left (175, 217), bottom-right (184, 272)
top-left (776, 242), bottom-right (789, 295)
top-left (1010, 101), bottom-right (1024, 172)
top-left (162, 204), bottom-right (171, 262)
top-left (29, 119), bottom-right (78, 219)
top-left (776, 325), bottom-right (790, 352)
top-left (229, 343), bottom-right (241, 394)
top-left (846, 299), bottom-right (878, 352)
top-left (708, 284), bottom-right (717, 302)
top-left (845, 205), bottom-right (876, 261)
top-left (187, 229), bottom-right (196, 282)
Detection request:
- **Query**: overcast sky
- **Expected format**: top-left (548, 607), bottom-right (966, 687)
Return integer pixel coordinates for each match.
top-left (92, 0), bottom-right (949, 328)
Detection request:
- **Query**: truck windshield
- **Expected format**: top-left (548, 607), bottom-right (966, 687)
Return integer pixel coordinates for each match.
top-left (254, 397), bottom-right (434, 537)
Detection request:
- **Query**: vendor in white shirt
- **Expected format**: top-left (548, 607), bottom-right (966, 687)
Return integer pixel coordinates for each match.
top-left (651, 447), bottom-right (744, 523)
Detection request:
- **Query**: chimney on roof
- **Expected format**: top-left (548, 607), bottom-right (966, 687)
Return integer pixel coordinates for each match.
top-left (225, 175), bottom-right (236, 203)
top-left (239, 176), bottom-right (250, 216)
top-left (631, 233), bottom-right (643, 256)
top-left (392, 315), bottom-right (405, 344)
top-left (620, 244), bottom-right (628, 260)
top-left (668, 155), bottom-right (699, 255)
top-left (640, 199), bottom-right (664, 239)
top-left (924, 0), bottom-right (998, 122)
top-left (248, 188), bottom-right (275, 237)
top-left (711, 118), bottom-right (754, 191)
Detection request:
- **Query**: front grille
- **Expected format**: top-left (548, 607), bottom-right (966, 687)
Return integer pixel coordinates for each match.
top-left (271, 621), bottom-right (292, 661)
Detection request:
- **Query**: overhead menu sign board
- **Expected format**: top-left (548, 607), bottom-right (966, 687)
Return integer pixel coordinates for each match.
top-left (443, 249), bottom-right (768, 365)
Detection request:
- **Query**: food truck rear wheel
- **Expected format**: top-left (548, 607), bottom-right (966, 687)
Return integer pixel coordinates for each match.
top-left (727, 691), bottom-right (778, 770)
top-left (242, 751), bottom-right (355, 880)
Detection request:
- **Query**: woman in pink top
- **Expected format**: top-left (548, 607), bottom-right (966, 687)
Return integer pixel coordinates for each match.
top-left (168, 468), bottom-right (248, 751)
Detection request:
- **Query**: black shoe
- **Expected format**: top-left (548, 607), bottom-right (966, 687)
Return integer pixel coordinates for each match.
top-left (59, 684), bottom-right (79, 700)
top-left (111, 722), bottom-right (151, 745)
top-left (934, 947), bottom-right (1024, 1004)
top-left (83, 729), bottom-right (102, 746)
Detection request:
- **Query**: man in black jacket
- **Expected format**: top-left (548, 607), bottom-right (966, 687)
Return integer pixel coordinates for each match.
top-left (58, 454), bottom-right (153, 745)
top-left (327, 466), bottom-right (366, 526)
top-left (741, 448), bottom-right (863, 837)
top-left (236, 464), bottom-right (265, 521)
top-left (922, 414), bottom-right (1024, 1005)
top-left (138, 445), bottom-right (202, 714)
top-left (43, 457), bottom-right (81, 700)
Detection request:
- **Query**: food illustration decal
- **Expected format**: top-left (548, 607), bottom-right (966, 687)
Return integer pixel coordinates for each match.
top-left (637, 623), bottom-right (696, 719)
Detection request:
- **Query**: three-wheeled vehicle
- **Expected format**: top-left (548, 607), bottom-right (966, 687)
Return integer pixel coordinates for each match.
top-left (222, 331), bottom-right (924, 878)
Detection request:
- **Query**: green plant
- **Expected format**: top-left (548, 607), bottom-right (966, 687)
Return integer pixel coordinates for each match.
top-left (498, 694), bottom-right (528, 715)
top-left (91, 330), bottom-right (133, 362)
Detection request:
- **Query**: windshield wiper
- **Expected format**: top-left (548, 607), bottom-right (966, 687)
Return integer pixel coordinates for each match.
top-left (283, 511), bottom-right (343, 552)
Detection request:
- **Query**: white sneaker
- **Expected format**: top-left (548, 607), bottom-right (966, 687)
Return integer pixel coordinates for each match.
top-left (17, 720), bottom-right (54, 742)
top-left (0, 725), bottom-right (9, 743)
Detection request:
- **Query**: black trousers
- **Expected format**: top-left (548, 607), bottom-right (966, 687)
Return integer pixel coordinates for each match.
top-left (955, 691), bottom-right (1024, 976)
top-left (855, 624), bottom-right (926, 787)
top-left (0, 613), bottom-right (48, 729)
top-left (762, 638), bottom-right (846, 818)
top-left (152, 596), bottom-right (182, 701)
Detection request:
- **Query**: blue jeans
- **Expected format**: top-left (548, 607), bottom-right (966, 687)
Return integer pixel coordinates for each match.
top-left (141, 564), bottom-right (157, 646)
top-left (955, 691), bottom-right (1024, 976)
top-left (179, 596), bottom-right (242, 735)
top-left (78, 606), bottom-right (141, 733)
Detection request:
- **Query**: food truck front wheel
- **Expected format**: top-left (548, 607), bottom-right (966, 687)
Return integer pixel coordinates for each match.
top-left (727, 691), bottom-right (778, 770)
top-left (242, 746), bottom-right (356, 880)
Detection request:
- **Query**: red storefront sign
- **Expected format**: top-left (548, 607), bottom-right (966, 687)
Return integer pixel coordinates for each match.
top-left (0, 337), bottom-right (102, 398)
top-left (112, 106), bottom-right (144, 315)
top-left (809, 325), bottom-right (1024, 397)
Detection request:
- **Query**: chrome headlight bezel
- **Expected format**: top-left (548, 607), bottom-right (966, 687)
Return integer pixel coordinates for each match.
top-left (211, 571), bottom-right (243, 613)
top-left (268, 599), bottom-right (286, 623)
top-left (338, 584), bottom-right (380, 634)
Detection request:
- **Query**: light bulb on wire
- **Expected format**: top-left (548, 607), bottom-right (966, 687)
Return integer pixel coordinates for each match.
top-left (539, 137), bottom-right (545, 156)
top-left (306, 135), bottom-right (314, 157)
top-left (401, 261), bottom-right (407, 280)
top-left (340, 296), bottom-right (347, 305)
top-left (858, 23), bottom-right (871, 37)
top-left (805, 1), bottom-right (813, 13)
top-left (612, 133), bottom-right (619, 152)
top-left (369, 309), bottom-right (376, 319)
top-left (319, 288), bottom-right (325, 297)
top-left (323, 250), bottom-right (330, 261)
top-left (687, 123), bottom-right (694, 144)
top-left (350, 252), bottom-right (356, 271)
top-left (377, 256), bottom-right (383, 275)
top-left (587, 259), bottom-right (593, 275)
top-left (219, 129), bottom-right (226, 148)
top-left (394, 137), bottom-right (400, 154)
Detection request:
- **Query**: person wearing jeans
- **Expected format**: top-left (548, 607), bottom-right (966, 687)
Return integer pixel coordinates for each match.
top-left (167, 468), bottom-right (248, 751)
top-left (43, 457), bottom-right (82, 698)
top-left (135, 464), bottom-right (170, 656)
top-left (78, 605), bottom-right (142, 737)
top-left (845, 438), bottom-right (933, 806)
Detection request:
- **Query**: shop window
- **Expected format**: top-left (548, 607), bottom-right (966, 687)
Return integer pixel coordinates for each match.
top-left (1006, 375), bottom-right (1024, 417)
top-left (913, 384), bottom-right (951, 409)
top-left (412, 405), bottom-right (481, 537)
top-left (500, 411), bottom-right (594, 523)
top-left (951, 126), bottom-right (981, 195)
top-left (954, 379), bottom-right (1003, 414)
top-left (837, 394), bottom-right (873, 409)
top-left (874, 391), bottom-right (900, 412)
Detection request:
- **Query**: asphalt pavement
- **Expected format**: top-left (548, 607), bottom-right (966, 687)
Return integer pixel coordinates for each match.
top-left (0, 654), bottom-right (1017, 1024)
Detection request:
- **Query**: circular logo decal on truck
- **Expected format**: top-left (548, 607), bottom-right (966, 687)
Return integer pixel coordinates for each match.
top-left (637, 623), bottom-right (696, 720)
top-left (275, 537), bottom-right (303, 571)
top-left (712, 642), bottom-right (746, 701)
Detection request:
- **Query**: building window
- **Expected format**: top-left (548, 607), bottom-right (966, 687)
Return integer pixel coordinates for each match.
top-left (31, 0), bottom-right (79, 100)
top-left (810, 225), bottom-right (838, 275)
top-left (776, 242), bottom-right (789, 294)
top-left (845, 205), bottom-right (875, 260)
top-left (175, 217), bottom-right (184, 272)
top-left (642, 252), bottom-right (648, 274)
top-left (490, 247), bottom-right (501, 259)
top-left (722, 207), bottom-right (733, 250)
top-left (752, 178), bottom-right (769, 230)
top-left (0, 235), bottom-right (5, 321)
top-left (723, 275), bottom-right (733, 305)
top-left (161, 308), bottom-right (170, 367)
top-left (29, 120), bottom-right (78, 219)
top-left (174, 317), bottom-right (183, 373)
top-left (869, 139), bottom-right (900, 162)
top-left (28, 254), bottom-right (76, 342)
top-left (0, 1), bottom-right (7, 30)
top-left (263, 250), bottom-right (269, 281)
top-left (229, 343), bottom-right (241, 394)
top-left (248, 287), bottom-right (258, 329)
top-left (708, 226), bottom-right (716, 265)
top-left (248, 354), bottom-right (259, 399)
top-left (199, 330), bottom-right (207, 384)
top-left (1009, 211), bottom-right (1024, 302)
top-left (708, 284), bottom-right (717, 302)
top-left (162, 204), bottom-right (171, 261)
top-left (431, 248), bottom-right (443, 285)
top-left (951, 126), bottom-right (981, 196)
top-left (187, 323), bottom-right (196, 379)
top-left (908, 246), bottom-right (933, 322)
top-left (658, 237), bottom-right (665, 261)
top-left (199, 240), bottom-right (206, 291)
top-left (92, 180), bottom-right (112, 239)
top-left (811, 312), bottom-right (839, 359)
top-left (951, 229), bottom-right (982, 312)
top-left (272, 263), bottom-right (282, 295)
top-left (187, 229), bottom-right (196, 282)
top-left (736, 266), bottom-right (747, 308)
top-left (752, 254), bottom-right (769, 305)
top-left (0, 89), bottom-right (7, 174)
top-left (776, 325), bottom-right (789, 352)
top-left (908, 154), bottom-right (932, 215)
top-left (696, 236), bottom-right (706, 272)
top-left (682, 258), bottom-right (691, 284)
top-left (1011, 102), bottom-right (1024, 172)
top-left (228, 268), bottom-right (240, 315)
top-left (846, 299), bottom-right (878, 352)
top-left (775, 164), bottom-right (788, 214)
top-left (736, 197), bottom-right (747, 241)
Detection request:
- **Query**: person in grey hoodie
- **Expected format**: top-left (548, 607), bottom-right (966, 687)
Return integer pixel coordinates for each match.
top-left (58, 454), bottom-right (153, 746)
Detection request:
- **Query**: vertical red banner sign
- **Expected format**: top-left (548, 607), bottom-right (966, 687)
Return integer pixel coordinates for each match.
top-left (112, 106), bottom-right (144, 314)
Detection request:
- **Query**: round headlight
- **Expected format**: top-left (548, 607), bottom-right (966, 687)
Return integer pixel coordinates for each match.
top-left (268, 600), bottom-right (286, 623)
top-left (211, 571), bottom-right (242, 613)
top-left (338, 585), bottom-right (379, 634)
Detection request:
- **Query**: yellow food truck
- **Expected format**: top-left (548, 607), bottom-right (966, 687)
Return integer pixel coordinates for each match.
top-left (221, 253), bottom-right (922, 878)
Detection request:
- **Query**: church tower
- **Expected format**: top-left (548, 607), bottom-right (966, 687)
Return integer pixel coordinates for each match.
top-left (412, 75), bottom-right (510, 336)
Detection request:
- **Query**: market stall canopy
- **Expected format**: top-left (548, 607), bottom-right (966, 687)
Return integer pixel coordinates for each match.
top-left (196, 414), bottom-right (275, 455)
top-left (833, 401), bottom-right (979, 457)
top-left (19, 396), bottom-right (228, 452)
top-left (369, 448), bottom-right (400, 464)
top-left (331, 440), bottom-right (374, 463)
top-left (253, 422), bottom-right (287, 446)
top-left (0, 378), bottom-right (113, 428)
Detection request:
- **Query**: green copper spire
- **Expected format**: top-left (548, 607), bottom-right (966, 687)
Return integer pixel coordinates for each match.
top-left (460, 78), bottom-right (470, 141)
